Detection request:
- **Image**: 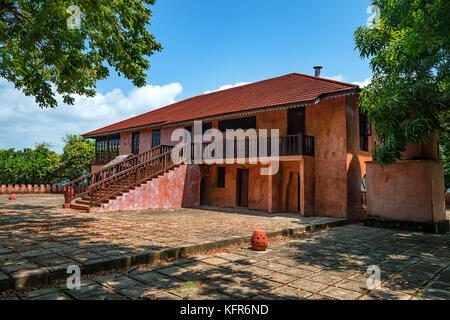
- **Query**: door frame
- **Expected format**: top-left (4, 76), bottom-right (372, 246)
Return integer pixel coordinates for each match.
top-left (236, 168), bottom-right (249, 208)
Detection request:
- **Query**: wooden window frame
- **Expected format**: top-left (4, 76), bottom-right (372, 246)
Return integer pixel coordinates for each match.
top-left (132, 132), bottom-right (140, 155)
top-left (359, 111), bottom-right (371, 152)
top-left (218, 116), bottom-right (256, 132)
top-left (95, 134), bottom-right (120, 164)
top-left (152, 129), bottom-right (161, 148)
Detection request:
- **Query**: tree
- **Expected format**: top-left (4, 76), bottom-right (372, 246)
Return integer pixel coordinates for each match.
top-left (60, 134), bottom-right (94, 181)
top-left (0, 1), bottom-right (162, 108)
top-left (354, 0), bottom-right (449, 165)
top-left (0, 143), bottom-right (61, 184)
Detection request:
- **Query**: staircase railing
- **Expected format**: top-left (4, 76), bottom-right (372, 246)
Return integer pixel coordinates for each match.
top-left (63, 145), bottom-right (173, 203)
top-left (88, 149), bottom-right (175, 208)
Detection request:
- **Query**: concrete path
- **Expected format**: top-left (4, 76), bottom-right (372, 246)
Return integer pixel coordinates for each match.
top-left (2, 224), bottom-right (449, 300)
top-left (0, 194), bottom-right (344, 291)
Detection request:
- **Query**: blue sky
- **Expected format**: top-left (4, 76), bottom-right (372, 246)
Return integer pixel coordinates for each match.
top-left (0, 0), bottom-right (373, 153)
top-left (99, 0), bottom-right (373, 98)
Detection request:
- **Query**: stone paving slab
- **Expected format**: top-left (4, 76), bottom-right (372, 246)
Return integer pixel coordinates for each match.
top-left (0, 194), bottom-right (345, 291)
top-left (2, 224), bottom-right (450, 300)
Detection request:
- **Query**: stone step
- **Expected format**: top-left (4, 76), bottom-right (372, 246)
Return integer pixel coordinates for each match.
top-left (75, 199), bottom-right (91, 206)
top-left (69, 203), bottom-right (90, 212)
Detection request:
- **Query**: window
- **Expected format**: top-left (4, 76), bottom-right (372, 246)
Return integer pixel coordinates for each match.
top-left (202, 122), bottom-right (213, 134)
top-left (152, 129), bottom-right (161, 148)
top-left (184, 126), bottom-right (192, 142)
top-left (359, 111), bottom-right (371, 152)
top-left (218, 116), bottom-right (256, 132)
top-left (95, 134), bottom-right (120, 164)
top-left (132, 132), bottom-right (140, 155)
top-left (217, 167), bottom-right (225, 188)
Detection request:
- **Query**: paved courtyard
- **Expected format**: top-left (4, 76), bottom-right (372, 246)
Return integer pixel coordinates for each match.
top-left (0, 194), bottom-right (343, 291)
top-left (2, 224), bottom-right (450, 300)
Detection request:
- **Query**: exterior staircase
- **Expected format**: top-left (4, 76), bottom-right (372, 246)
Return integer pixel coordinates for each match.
top-left (63, 145), bottom-right (175, 212)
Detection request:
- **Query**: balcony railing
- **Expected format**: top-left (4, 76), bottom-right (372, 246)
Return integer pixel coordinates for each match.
top-left (95, 150), bottom-right (119, 165)
top-left (186, 133), bottom-right (314, 160)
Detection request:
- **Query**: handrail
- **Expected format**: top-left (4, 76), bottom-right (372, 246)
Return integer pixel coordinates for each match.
top-left (189, 134), bottom-right (314, 159)
top-left (63, 145), bottom-right (173, 203)
top-left (88, 149), bottom-right (175, 207)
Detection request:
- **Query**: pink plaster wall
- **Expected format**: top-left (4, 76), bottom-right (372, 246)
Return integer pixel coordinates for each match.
top-left (91, 164), bottom-right (104, 173)
top-left (120, 132), bottom-right (132, 155)
top-left (140, 128), bottom-right (153, 153)
top-left (91, 164), bottom-right (203, 212)
top-left (366, 160), bottom-right (446, 223)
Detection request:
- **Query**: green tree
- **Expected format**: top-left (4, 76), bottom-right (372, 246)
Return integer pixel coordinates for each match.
top-left (0, 143), bottom-right (61, 184)
top-left (60, 134), bottom-right (94, 181)
top-left (0, 0), bottom-right (161, 108)
top-left (354, 0), bottom-right (449, 166)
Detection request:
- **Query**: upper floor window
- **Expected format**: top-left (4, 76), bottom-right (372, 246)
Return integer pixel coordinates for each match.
top-left (95, 134), bottom-right (120, 164)
top-left (132, 132), bottom-right (140, 155)
top-left (202, 122), bottom-right (213, 134)
top-left (359, 111), bottom-right (371, 152)
top-left (218, 116), bottom-right (256, 132)
top-left (152, 129), bottom-right (161, 148)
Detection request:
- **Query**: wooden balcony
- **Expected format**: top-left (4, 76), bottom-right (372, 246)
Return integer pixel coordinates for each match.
top-left (188, 133), bottom-right (314, 160)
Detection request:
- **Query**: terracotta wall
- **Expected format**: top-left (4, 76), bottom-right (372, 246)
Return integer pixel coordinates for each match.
top-left (306, 96), bottom-right (348, 218)
top-left (91, 164), bottom-right (203, 212)
top-left (201, 160), bottom-right (313, 214)
top-left (0, 184), bottom-right (64, 194)
top-left (345, 95), bottom-right (374, 221)
top-left (201, 164), bottom-right (269, 211)
top-left (366, 160), bottom-right (446, 223)
top-left (401, 131), bottom-right (440, 161)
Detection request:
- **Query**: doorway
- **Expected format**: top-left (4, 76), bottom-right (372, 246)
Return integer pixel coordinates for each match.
top-left (236, 169), bottom-right (249, 207)
top-left (200, 177), bottom-right (207, 205)
top-left (288, 107), bottom-right (306, 135)
top-left (286, 172), bottom-right (300, 214)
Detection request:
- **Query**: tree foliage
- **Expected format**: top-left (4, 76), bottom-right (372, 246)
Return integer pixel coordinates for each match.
top-left (0, 135), bottom-right (95, 184)
top-left (0, 0), bottom-right (162, 108)
top-left (354, 0), bottom-right (449, 165)
top-left (0, 143), bottom-right (61, 184)
top-left (60, 134), bottom-right (94, 181)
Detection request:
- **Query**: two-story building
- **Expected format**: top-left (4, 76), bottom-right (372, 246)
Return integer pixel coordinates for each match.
top-left (67, 71), bottom-right (374, 221)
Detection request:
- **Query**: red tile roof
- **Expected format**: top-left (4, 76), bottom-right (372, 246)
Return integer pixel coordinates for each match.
top-left (83, 73), bottom-right (358, 137)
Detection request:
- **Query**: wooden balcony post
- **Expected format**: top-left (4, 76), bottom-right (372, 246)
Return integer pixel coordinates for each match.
top-left (298, 133), bottom-right (303, 155)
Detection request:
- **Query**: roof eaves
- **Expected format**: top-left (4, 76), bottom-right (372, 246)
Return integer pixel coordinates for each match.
top-left (162, 87), bottom-right (359, 128)
top-left (82, 121), bottom-right (166, 138)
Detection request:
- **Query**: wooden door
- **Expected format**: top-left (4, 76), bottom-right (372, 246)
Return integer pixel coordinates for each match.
top-left (236, 169), bottom-right (249, 207)
top-left (288, 107), bottom-right (305, 135)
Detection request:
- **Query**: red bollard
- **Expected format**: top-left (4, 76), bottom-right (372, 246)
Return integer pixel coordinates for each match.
top-left (9, 194), bottom-right (17, 200)
top-left (251, 230), bottom-right (268, 251)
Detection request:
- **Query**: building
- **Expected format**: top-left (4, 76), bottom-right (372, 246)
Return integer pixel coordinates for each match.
top-left (65, 70), bottom-right (375, 221)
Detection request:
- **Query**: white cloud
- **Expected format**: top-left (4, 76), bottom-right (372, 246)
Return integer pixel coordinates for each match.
top-left (352, 78), bottom-right (372, 88)
top-left (204, 82), bottom-right (250, 94)
top-left (324, 75), bottom-right (346, 82)
top-left (0, 80), bottom-right (183, 153)
top-left (324, 75), bottom-right (372, 88)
